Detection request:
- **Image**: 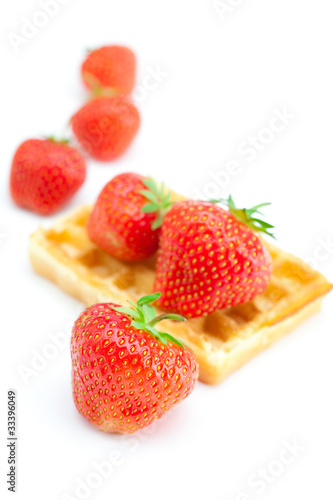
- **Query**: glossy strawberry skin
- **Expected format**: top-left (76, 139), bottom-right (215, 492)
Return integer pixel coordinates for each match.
top-left (81, 46), bottom-right (136, 95)
top-left (71, 96), bottom-right (140, 161)
top-left (71, 303), bottom-right (199, 434)
top-left (87, 173), bottom-right (160, 261)
top-left (154, 201), bottom-right (272, 318)
top-left (10, 139), bottom-right (86, 215)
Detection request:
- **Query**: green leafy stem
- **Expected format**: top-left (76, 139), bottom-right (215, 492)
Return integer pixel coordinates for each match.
top-left (110, 292), bottom-right (187, 348)
top-left (139, 178), bottom-right (174, 230)
top-left (45, 136), bottom-right (71, 145)
top-left (211, 195), bottom-right (275, 238)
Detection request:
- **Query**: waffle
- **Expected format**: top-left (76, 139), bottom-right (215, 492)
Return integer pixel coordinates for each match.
top-left (29, 204), bottom-right (332, 385)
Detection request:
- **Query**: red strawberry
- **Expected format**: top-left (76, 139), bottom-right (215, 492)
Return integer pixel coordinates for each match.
top-left (71, 293), bottom-right (198, 434)
top-left (10, 138), bottom-right (86, 215)
top-left (154, 197), bottom-right (273, 318)
top-left (87, 173), bottom-right (173, 261)
top-left (81, 45), bottom-right (136, 96)
top-left (71, 96), bottom-right (140, 161)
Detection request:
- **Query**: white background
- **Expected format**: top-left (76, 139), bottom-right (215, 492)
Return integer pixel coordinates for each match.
top-left (1, 1), bottom-right (333, 499)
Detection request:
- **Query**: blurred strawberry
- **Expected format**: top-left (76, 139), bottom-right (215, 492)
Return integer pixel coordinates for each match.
top-left (10, 138), bottom-right (86, 215)
top-left (81, 45), bottom-right (136, 96)
top-left (71, 96), bottom-right (140, 161)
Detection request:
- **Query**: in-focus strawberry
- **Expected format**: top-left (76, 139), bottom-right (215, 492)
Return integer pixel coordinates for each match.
top-left (81, 45), bottom-right (136, 96)
top-left (87, 173), bottom-right (173, 261)
top-left (10, 138), bottom-right (86, 215)
top-left (71, 96), bottom-right (140, 161)
top-left (154, 197), bottom-right (274, 318)
top-left (71, 293), bottom-right (198, 434)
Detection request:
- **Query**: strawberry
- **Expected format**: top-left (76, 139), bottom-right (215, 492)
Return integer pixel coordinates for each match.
top-left (154, 197), bottom-right (274, 318)
top-left (87, 174), bottom-right (173, 261)
top-left (71, 293), bottom-right (198, 434)
top-left (81, 45), bottom-right (136, 96)
top-left (10, 138), bottom-right (86, 215)
top-left (71, 96), bottom-right (140, 161)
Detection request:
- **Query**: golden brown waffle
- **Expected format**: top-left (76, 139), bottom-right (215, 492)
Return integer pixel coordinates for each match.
top-left (29, 204), bottom-right (332, 385)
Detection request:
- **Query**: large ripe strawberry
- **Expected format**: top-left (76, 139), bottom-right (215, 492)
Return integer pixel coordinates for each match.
top-left (154, 197), bottom-right (274, 318)
top-left (71, 293), bottom-right (198, 434)
top-left (87, 173), bottom-right (173, 261)
top-left (71, 96), bottom-right (140, 161)
top-left (10, 138), bottom-right (86, 215)
top-left (81, 45), bottom-right (136, 96)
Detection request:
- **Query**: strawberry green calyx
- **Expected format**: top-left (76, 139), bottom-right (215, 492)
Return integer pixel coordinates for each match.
top-left (45, 136), bottom-right (71, 146)
top-left (110, 292), bottom-right (186, 348)
top-left (139, 178), bottom-right (174, 230)
top-left (212, 195), bottom-right (275, 238)
top-left (91, 85), bottom-right (118, 99)
top-left (83, 72), bottom-right (118, 98)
